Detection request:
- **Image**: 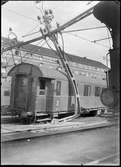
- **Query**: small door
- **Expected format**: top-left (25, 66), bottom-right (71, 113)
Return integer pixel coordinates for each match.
top-left (46, 79), bottom-right (54, 113)
top-left (14, 75), bottom-right (29, 109)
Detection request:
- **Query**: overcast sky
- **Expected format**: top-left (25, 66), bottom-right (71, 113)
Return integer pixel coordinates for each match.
top-left (1, 1), bottom-right (112, 65)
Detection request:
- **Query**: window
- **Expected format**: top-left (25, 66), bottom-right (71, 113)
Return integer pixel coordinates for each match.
top-left (39, 78), bottom-right (46, 90)
top-left (56, 81), bottom-right (61, 96)
top-left (38, 78), bottom-right (46, 95)
top-left (83, 85), bottom-right (91, 96)
top-left (101, 87), bottom-right (106, 93)
top-left (4, 90), bottom-right (10, 96)
top-left (95, 87), bottom-right (101, 96)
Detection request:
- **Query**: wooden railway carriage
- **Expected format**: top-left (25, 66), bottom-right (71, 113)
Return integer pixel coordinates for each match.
top-left (7, 61), bottom-right (107, 121)
top-left (2, 37), bottom-right (108, 121)
top-left (8, 63), bottom-right (69, 119)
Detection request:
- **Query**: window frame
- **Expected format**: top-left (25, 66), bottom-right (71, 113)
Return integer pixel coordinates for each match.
top-left (83, 85), bottom-right (91, 96)
top-left (95, 86), bottom-right (101, 96)
top-left (4, 90), bottom-right (10, 96)
top-left (56, 81), bottom-right (61, 96)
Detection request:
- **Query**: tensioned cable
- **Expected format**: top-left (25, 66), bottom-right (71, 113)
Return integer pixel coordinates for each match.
top-left (6, 8), bottom-right (38, 22)
top-left (63, 32), bottom-right (109, 48)
top-left (92, 37), bottom-right (112, 43)
top-left (45, 37), bottom-right (56, 54)
top-left (22, 39), bottom-right (45, 58)
top-left (22, 25), bottom-right (40, 38)
top-left (2, 5), bottom-right (94, 53)
top-left (59, 32), bottom-right (71, 65)
top-left (35, 1), bottom-right (44, 16)
top-left (41, 1), bottom-right (44, 14)
top-left (62, 26), bottom-right (106, 33)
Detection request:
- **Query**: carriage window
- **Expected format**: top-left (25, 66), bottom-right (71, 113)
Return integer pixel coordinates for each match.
top-left (39, 78), bottom-right (46, 95)
top-left (101, 88), bottom-right (106, 93)
top-left (84, 85), bottom-right (91, 96)
top-left (4, 90), bottom-right (10, 96)
top-left (39, 78), bottom-right (46, 90)
top-left (95, 87), bottom-right (101, 96)
top-left (56, 81), bottom-right (61, 96)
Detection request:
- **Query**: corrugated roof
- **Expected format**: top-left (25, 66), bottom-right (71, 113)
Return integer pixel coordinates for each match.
top-left (2, 37), bottom-right (108, 69)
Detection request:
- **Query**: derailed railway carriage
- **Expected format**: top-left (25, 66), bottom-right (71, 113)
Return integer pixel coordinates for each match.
top-left (7, 60), bottom-right (107, 122)
top-left (8, 63), bottom-right (70, 121)
top-left (1, 37), bottom-right (108, 122)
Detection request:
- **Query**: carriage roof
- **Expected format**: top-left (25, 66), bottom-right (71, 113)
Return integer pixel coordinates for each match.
top-left (8, 63), bottom-right (68, 80)
top-left (2, 37), bottom-right (108, 70)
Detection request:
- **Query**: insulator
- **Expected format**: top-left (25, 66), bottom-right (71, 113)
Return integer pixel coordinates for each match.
top-left (37, 16), bottom-right (41, 20)
top-left (40, 27), bottom-right (48, 35)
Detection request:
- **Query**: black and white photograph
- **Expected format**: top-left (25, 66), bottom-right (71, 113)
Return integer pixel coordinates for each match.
top-left (1, 1), bottom-right (120, 165)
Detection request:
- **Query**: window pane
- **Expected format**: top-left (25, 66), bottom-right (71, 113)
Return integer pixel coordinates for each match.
top-left (39, 78), bottom-right (46, 89)
top-left (4, 90), bottom-right (10, 96)
top-left (56, 81), bottom-right (61, 96)
top-left (84, 85), bottom-right (91, 96)
top-left (95, 87), bottom-right (101, 96)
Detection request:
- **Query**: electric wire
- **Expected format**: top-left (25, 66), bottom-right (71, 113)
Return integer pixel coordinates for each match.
top-left (63, 32), bottom-right (110, 48)
top-left (59, 32), bottom-right (71, 62)
top-left (6, 8), bottom-right (38, 22)
top-left (59, 32), bottom-right (71, 70)
top-left (92, 37), bottom-right (112, 43)
top-left (41, 1), bottom-right (44, 14)
top-left (22, 39), bottom-right (45, 59)
top-left (45, 37), bottom-right (57, 54)
top-left (22, 25), bottom-right (40, 38)
top-left (35, 1), bottom-right (44, 16)
top-left (59, 32), bottom-right (65, 52)
top-left (45, 36), bottom-right (65, 68)
top-left (62, 26), bottom-right (106, 33)
top-left (2, 6), bottom-right (94, 53)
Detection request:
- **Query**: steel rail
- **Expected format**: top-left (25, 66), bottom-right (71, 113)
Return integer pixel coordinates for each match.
top-left (2, 6), bottom-right (94, 53)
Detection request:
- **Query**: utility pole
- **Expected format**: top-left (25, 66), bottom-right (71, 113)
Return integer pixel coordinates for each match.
top-left (37, 8), bottom-right (81, 116)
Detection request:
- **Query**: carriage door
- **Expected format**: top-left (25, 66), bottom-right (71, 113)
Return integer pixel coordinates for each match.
top-left (14, 75), bottom-right (29, 110)
top-left (46, 79), bottom-right (54, 114)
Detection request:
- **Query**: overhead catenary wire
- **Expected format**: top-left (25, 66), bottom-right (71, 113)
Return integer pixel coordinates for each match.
top-left (6, 8), bottom-right (38, 22)
top-left (92, 37), bottom-right (112, 43)
top-left (62, 26), bottom-right (106, 33)
top-left (60, 32), bottom-right (65, 53)
top-left (41, 1), bottom-right (44, 14)
top-left (14, 39), bottom-right (47, 63)
top-left (22, 25), bottom-right (40, 38)
top-left (45, 37), bottom-right (57, 54)
top-left (63, 32), bottom-right (110, 48)
top-left (2, 5), bottom-right (95, 53)
top-left (35, 1), bottom-right (44, 16)
top-left (23, 39), bottom-right (45, 57)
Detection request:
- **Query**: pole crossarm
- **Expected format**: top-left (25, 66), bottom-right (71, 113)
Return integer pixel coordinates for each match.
top-left (2, 6), bottom-right (94, 53)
